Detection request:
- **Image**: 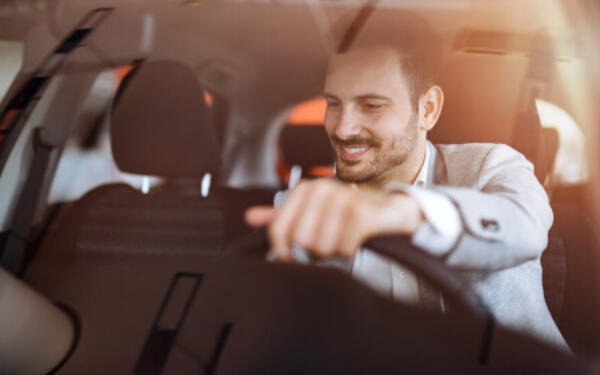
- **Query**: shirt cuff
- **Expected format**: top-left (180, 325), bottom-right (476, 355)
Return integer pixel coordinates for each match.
top-left (385, 183), bottom-right (462, 256)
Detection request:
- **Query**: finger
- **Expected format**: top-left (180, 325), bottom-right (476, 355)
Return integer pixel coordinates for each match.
top-left (312, 188), bottom-right (351, 257)
top-left (244, 206), bottom-right (276, 228)
top-left (338, 201), bottom-right (371, 258)
top-left (291, 182), bottom-right (335, 257)
top-left (269, 182), bottom-right (311, 261)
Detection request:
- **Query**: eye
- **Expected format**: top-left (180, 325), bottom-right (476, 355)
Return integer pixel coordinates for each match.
top-left (361, 102), bottom-right (385, 112)
top-left (326, 100), bottom-right (341, 111)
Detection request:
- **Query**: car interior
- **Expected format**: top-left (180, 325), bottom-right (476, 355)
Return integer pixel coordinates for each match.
top-left (1, 0), bottom-right (600, 373)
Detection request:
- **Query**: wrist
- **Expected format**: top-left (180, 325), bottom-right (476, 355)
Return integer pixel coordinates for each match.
top-left (383, 193), bottom-right (425, 235)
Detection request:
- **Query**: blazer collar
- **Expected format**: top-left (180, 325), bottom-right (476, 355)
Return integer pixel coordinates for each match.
top-left (427, 139), bottom-right (448, 185)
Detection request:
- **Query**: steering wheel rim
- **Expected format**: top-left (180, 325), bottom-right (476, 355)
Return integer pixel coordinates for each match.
top-left (225, 229), bottom-right (491, 320)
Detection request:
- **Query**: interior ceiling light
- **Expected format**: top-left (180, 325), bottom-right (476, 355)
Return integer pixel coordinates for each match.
top-left (181, 0), bottom-right (204, 6)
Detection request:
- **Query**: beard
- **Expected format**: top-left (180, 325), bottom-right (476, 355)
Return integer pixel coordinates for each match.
top-left (331, 113), bottom-right (419, 185)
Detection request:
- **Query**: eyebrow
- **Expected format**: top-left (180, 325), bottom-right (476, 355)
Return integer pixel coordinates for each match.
top-left (322, 92), bottom-right (392, 102)
top-left (323, 93), bottom-right (339, 101)
top-left (354, 94), bottom-right (392, 102)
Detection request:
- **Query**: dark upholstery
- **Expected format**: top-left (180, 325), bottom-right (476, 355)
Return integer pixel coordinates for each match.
top-left (23, 61), bottom-right (276, 372)
top-left (549, 204), bottom-right (600, 358)
top-left (60, 185), bottom-right (224, 256)
top-left (34, 184), bottom-right (274, 260)
top-left (111, 60), bottom-right (220, 178)
top-left (280, 125), bottom-right (334, 168)
top-left (541, 227), bottom-right (566, 324)
top-left (31, 60), bottom-right (276, 260)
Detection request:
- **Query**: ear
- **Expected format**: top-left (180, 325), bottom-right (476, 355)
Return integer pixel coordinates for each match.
top-left (418, 85), bottom-right (444, 132)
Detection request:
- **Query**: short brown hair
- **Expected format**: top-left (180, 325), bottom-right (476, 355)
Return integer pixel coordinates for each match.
top-left (333, 9), bottom-right (442, 109)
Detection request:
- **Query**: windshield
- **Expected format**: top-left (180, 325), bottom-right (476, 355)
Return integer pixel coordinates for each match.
top-left (0, 0), bottom-right (599, 373)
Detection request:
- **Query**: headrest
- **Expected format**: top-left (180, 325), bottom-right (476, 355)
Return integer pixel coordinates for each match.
top-left (280, 125), bottom-right (335, 167)
top-left (111, 60), bottom-right (220, 178)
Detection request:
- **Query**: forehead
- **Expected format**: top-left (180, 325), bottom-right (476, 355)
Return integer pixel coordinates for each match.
top-left (324, 47), bottom-right (410, 100)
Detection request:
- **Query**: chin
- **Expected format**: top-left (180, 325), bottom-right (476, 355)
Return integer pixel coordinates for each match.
top-left (336, 166), bottom-right (375, 184)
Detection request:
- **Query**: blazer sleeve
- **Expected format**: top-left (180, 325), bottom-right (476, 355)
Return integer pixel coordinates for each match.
top-left (427, 143), bottom-right (553, 271)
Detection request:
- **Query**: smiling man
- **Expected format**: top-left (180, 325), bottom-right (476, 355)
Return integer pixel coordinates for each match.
top-left (245, 19), bottom-right (567, 348)
top-left (324, 47), bottom-right (428, 187)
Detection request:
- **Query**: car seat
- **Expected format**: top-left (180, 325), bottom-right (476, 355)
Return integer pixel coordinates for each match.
top-left (276, 98), bottom-right (335, 187)
top-left (33, 60), bottom-right (273, 260)
top-left (550, 204), bottom-right (600, 358)
top-left (430, 55), bottom-right (597, 356)
top-left (22, 60), bottom-right (275, 373)
top-left (278, 124), bottom-right (335, 187)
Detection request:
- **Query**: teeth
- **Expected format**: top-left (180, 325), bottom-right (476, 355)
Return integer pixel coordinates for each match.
top-left (343, 146), bottom-right (368, 154)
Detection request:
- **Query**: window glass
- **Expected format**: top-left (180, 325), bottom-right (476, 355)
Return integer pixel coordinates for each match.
top-left (535, 98), bottom-right (588, 185)
top-left (0, 41), bottom-right (23, 104)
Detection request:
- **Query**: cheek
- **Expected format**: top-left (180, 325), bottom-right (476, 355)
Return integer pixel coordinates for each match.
top-left (367, 114), bottom-right (401, 141)
top-left (374, 110), bottom-right (414, 140)
top-left (323, 110), bottom-right (337, 133)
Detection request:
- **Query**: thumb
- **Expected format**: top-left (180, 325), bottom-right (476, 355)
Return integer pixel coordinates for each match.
top-left (244, 206), bottom-right (277, 228)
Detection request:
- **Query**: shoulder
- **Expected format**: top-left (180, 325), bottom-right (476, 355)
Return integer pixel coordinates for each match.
top-left (435, 142), bottom-right (530, 167)
top-left (432, 142), bottom-right (533, 186)
top-left (435, 142), bottom-right (520, 158)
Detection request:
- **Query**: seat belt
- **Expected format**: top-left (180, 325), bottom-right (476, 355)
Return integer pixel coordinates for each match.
top-left (1, 129), bottom-right (56, 275)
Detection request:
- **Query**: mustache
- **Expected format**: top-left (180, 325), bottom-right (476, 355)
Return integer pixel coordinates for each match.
top-left (330, 135), bottom-right (380, 148)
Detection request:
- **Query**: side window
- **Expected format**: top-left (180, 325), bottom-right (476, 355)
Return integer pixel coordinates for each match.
top-left (535, 99), bottom-right (588, 186)
top-left (0, 41), bottom-right (23, 104)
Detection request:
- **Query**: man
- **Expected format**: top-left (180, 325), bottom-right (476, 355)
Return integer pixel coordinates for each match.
top-left (245, 21), bottom-right (566, 349)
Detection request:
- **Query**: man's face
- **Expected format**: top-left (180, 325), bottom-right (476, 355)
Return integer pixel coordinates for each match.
top-left (323, 47), bottom-right (422, 185)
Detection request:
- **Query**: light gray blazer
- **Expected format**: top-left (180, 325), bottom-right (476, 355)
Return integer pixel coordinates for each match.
top-left (424, 141), bottom-right (567, 349)
top-left (275, 141), bottom-right (567, 349)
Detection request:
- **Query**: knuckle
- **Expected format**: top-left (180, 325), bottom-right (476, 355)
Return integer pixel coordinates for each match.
top-left (293, 181), bottom-right (309, 195)
top-left (291, 226), bottom-right (310, 247)
top-left (313, 182), bottom-right (329, 195)
top-left (314, 236), bottom-right (332, 254)
top-left (268, 222), bottom-right (283, 241)
top-left (339, 243), bottom-right (355, 258)
top-left (314, 244), bottom-right (333, 258)
top-left (347, 201), bottom-right (361, 219)
top-left (354, 198), bottom-right (371, 217)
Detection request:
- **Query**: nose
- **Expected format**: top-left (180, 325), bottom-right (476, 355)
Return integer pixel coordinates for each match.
top-left (331, 107), bottom-right (361, 140)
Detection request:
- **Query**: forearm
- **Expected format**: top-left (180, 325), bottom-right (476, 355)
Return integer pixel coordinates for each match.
top-left (390, 183), bottom-right (552, 271)
top-left (432, 185), bottom-right (552, 270)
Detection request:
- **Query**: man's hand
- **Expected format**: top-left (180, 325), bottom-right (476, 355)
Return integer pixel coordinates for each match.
top-left (245, 179), bottom-right (425, 261)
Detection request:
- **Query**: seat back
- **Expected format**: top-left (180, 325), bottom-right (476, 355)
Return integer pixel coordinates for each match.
top-left (23, 60), bottom-right (275, 373)
top-left (548, 204), bottom-right (600, 358)
top-left (280, 125), bottom-right (335, 169)
top-left (278, 124), bottom-right (335, 188)
top-left (34, 60), bottom-right (229, 259)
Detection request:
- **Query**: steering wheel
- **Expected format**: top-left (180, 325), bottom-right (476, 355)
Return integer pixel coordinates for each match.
top-left (225, 229), bottom-right (491, 321)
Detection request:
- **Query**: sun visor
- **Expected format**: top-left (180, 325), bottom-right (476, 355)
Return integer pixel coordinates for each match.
top-left (22, 8), bottom-right (155, 73)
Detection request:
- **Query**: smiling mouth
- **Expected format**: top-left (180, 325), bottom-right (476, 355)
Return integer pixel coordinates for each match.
top-left (339, 145), bottom-right (371, 161)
